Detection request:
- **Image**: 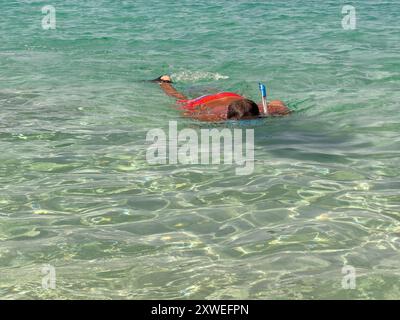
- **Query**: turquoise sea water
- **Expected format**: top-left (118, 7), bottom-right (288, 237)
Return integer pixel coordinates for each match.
top-left (1, 0), bottom-right (400, 299)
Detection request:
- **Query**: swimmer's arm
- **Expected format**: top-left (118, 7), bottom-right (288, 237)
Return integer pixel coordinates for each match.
top-left (182, 111), bottom-right (225, 122)
top-left (159, 82), bottom-right (187, 100)
top-left (151, 75), bottom-right (187, 100)
top-left (182, 106), bottom-right (227, 122)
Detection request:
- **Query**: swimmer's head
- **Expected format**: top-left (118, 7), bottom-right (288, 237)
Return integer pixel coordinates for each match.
top-left (227, 99), bottom-right (260, 120)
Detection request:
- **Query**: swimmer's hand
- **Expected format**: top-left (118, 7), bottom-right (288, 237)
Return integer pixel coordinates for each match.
top-left (267, 100), bottom-right (291, 116)
top-left (150, 75), bottom-right (172, 83)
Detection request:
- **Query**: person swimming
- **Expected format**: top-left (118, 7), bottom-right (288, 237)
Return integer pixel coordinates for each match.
top-left (151, 75), bottom-right (290, 122)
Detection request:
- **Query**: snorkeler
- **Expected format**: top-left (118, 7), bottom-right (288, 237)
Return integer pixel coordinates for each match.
top-left (151, 75), bottom-right (290, 122)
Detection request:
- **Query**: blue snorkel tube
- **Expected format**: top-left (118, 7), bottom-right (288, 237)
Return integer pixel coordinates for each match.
top-left (259, 83), bottom-right (268, 115)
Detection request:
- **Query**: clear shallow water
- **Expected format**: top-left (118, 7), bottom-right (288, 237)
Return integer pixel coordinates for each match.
top-left (1, 0), bottom-right (400, 299)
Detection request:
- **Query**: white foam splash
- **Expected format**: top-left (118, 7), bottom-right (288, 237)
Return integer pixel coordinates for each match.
top-left (171, 71), bottom-right (229, 82)
top-left (365, 71), bottom-right (392, 80)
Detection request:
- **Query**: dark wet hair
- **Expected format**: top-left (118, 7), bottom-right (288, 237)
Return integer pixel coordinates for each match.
top-left (227, 99), bottom-right (260, 120)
